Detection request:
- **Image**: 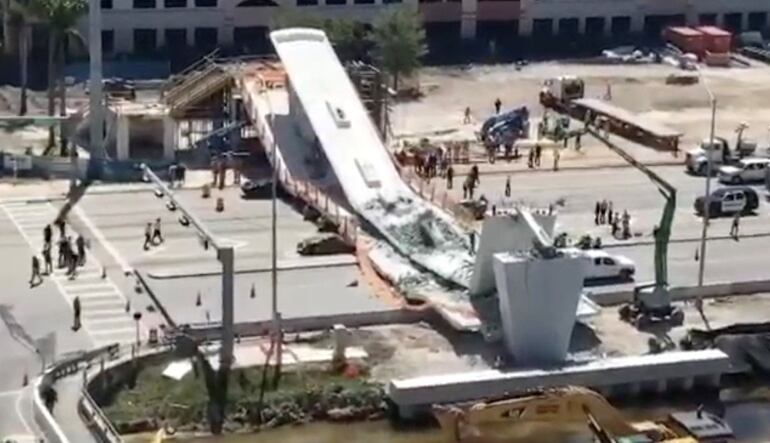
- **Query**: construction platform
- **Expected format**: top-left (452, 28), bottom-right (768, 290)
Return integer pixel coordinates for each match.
top-left (388, 349), bottom-right (731, 419)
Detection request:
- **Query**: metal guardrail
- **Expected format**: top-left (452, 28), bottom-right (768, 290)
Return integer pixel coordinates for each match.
top-left (80, 387), bottom-right (123, 443)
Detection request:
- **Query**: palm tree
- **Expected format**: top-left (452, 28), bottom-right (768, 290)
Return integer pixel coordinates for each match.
top-left (2, 0), bottom-right (35, 115)
top-left (34, 0), bottom-right (86, 153)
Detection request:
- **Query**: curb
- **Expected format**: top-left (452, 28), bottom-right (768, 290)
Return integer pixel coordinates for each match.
top-left (147, 258), bottom-right (358, 280)
top-left (452, 159), bottom-right (683, 177)
top-left (603, 231), bottom-right (770, 249)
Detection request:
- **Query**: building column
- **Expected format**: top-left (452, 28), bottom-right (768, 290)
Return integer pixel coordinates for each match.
top-left (115, 28), bottom-right (133, 54)
top-left (460, 0), bottom-right (478, 39)
top-left (116, 114), bottom-right (130, 160)
top-left (578, 17), bottom-right (586, 34)
top-left (519, 19), bottom-right (533, 36)
top-left (222, 14), bottom-right (234, 47)
top-left (163, 115), bottom-right (176, 161)
top-left (630, 14), bottom-right (644, 33)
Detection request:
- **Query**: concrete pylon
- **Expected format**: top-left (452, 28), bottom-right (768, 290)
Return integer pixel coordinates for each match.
top-left (493, 251), bottom-right (584, 365)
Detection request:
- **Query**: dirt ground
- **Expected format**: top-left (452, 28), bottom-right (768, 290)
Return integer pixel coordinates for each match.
top-left (392, 62), bottom-right (770, 150)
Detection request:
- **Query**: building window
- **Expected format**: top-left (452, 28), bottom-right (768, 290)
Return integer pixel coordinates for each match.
top-left (611, 16), bottom-right (631, 35)
top-left (165, 28), bottom-right (187, 49)
top-left (723, 12), bottom-right (743, 32)
top-left (354, 0), bottom-right (374, 4)
top-left (532, 19), bottom-right (553, 37)
top-left (558, 17), bottom-right (578, 36)
top-left (748, 12), bottom-right (767, 31)
top-left (234, 26), bottom-right (269, 53)
top-left (165, 0), bottom-right (186, 7)
top-left (326, 0), bottom-right (346, 5)
top-left (296, 0), bottom-right (317, 5)
top-left (133, 0), bottom-right (156, 8)
top-left (585, 17), bottom-right (605, 36)
top-left (194, 0), bottom-right (217, 6)
top-left (236, 0), bottom-right (277, 5)
top-left (134, 28), bottom-right (157, 54)
top-left (101, 0), bottom-right (113, 9)
top-left (102, 30), bottom-right (114, 54)
top-left (382, 0), bottom-right (401, 3)
top-left (194, 27), bottom-right (218, 50)
top-left (698, 13), bottom-right (717, 26)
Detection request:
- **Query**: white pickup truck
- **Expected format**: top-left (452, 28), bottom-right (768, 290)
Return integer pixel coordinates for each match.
top-left (564, 248), bottom-right (636, 281)
top-left (685, 137), bottom-right (760, 176)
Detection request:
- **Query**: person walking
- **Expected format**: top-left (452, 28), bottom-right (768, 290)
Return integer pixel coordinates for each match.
top-left (528, 149), bottom-right (534, 169)
top-left (67, 251), bottom-right (78, 279)
top-left (55, 218), bottom-right (66, 239)
top-left (494, 98), bottom-right (502, 114)
top-left (30, 255), bottom-right (42, 287)
top-left (463, 107), bottom-right (472, 124)
top-left (42, 243), bottom-right (53, 275)
top-left (594, 201), bottom-right (601, 225)
top-left (504, 176), bottom-right (511, 197)
top-left (730, 211), bottom-right (741, 240)
top-left (152, 218), bottom-right (164, 245)
top-left (470, 164), bottom-right (480, 186)
top-left (446, 165), bottom-right (454, 190)
top-left (607, 201), bottom-right (614, 225)
top-left (535, 144), bottom-right (542, 167)
top-left (622, 210), bottom-right (631, 239)
top-left (600, 200), bottom-right (608, 224)
top-left (575, 133), bottom-right (582, 151)
top-left (43, 224), bottom-right (52, 246)
top-left (76, 235), bottom-right (86, 266)
top-left (72, 296), bottom-right (81, 331)
top-left (611, 216), bottom-right (619, 238)
top-left (553, 148), bottom-right (561, 171)
top-left (143, 222), bottom-right (153, 250)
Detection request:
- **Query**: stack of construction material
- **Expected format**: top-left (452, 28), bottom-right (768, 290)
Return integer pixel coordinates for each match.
top-left (697, 26), bottom-right (732, 67)
top-left (663, 27), bottom-right (705, 57)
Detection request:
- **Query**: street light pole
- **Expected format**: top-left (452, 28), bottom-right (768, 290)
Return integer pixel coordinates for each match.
top-left (697, 90), bottom-right (717, 287)
top-left (87, 0), bottom-right (104, 176)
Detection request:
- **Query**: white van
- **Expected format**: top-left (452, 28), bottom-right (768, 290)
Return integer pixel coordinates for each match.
top-left (565, 248), bottom-right (636, 281)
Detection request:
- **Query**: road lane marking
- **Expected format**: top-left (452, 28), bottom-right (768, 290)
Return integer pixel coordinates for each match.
top-left (73, 205), bottom-right (134, 275)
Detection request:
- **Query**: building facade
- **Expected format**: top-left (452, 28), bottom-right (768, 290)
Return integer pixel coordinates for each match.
top-left (77, 0), bottom-right (770, 56)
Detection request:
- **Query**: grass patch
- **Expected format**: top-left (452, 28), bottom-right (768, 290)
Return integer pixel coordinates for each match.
top-left (102, 361), bottom-right (385, 433)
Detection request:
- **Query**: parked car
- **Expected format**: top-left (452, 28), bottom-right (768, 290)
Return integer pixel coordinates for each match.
top-left (694, 186), bottom-right (759, 217)
top-left (564, 248), bottom-right (636, 281)
top-left (240, 178), bottom-right (274, 199)
top-left (718, 158), bottom-right (770, 184)
top-left (86, 78), bottom-right (136, 100)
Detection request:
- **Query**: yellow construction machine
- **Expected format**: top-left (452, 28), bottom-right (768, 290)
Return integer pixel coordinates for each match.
top-left (432, 386), bottom-right (733, 443)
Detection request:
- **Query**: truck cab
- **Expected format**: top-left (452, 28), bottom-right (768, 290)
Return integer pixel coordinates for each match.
top-left (540, 76), bottom-right (585, 106)
top-left (685, 138), bottom-right (730, 175)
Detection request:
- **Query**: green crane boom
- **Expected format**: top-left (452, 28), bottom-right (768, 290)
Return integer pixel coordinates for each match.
top-left (589, 128), bottom-right (676, 289)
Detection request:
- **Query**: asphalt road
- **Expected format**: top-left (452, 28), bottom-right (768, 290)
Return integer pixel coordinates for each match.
top-left (75, 186), bottom-right (389, 326)
top-left (0, 203), bottom-right (91, 437)
top-left (449, 164), bottom-right (770, 290)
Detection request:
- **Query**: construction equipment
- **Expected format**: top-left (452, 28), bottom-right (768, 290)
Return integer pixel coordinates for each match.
top-left (590, 130), bottom-right (683, 327)
top-left (685, 124), bottom-right (760, 176)
top-left (432, 386), bottom-right (733, 443)
top-left (540, 77), bottom-right (682, 152)
top-left (539, 76), bottom-right (586, 110)
top-left (479, 106), bottom-right (530, 148)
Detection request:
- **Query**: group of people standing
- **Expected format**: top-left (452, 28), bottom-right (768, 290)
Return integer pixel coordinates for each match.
top-left (594, 200), bottom-right (631, 239)
top-left (30, 219), bottom-right (87, 287)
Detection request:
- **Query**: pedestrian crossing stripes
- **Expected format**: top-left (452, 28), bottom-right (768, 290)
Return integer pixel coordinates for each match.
top-left (1, 201), bottom-right (144, 347)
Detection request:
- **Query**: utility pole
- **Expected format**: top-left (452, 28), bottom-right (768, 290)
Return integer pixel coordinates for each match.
top-left (140, 164), bottom-right (234, 433)
top-left (697, 89), bottom-right (717, 288)
top-left (88, 0), bottom-right (104, 179)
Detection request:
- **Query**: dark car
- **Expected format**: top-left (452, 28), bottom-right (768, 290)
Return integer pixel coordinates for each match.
top-left (694, 186), bottom-right (759, 217)
top-left (240, 178), bottom-right (276, 199)
top-left (86, 78), bottom-right (136, 100)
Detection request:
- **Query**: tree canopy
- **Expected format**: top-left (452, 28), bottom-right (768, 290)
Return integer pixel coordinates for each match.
top-left (371, 7), bottom-right (426, 89)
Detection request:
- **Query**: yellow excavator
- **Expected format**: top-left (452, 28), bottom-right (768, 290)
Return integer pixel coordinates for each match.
top-left (432, 386), bottom-right (733, 443)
